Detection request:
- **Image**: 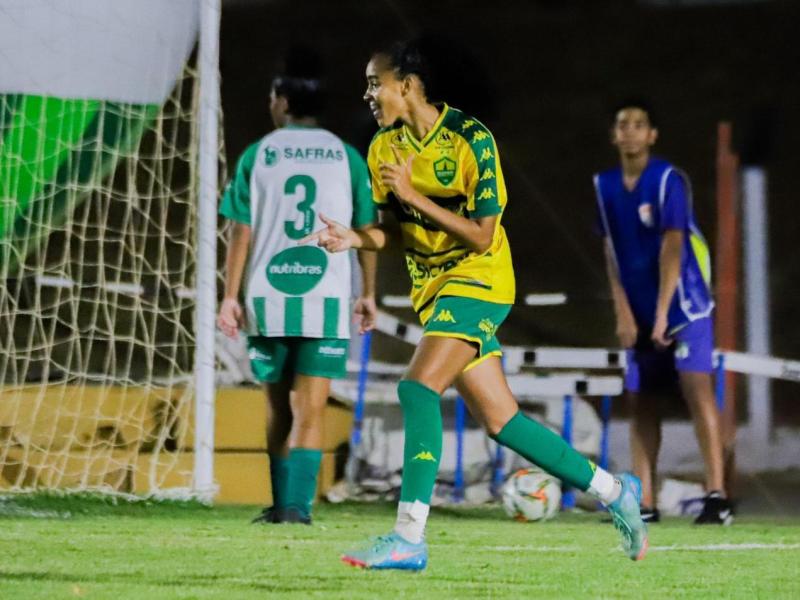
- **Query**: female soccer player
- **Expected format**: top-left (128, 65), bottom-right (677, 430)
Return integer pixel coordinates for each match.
top-left (303, 40), bottom-right (647, 570)
top-left (218, 49), bottom-right (377, 525)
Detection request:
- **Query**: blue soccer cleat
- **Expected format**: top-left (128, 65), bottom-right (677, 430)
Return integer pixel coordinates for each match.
top-left (341, 532), bottom-right (428, 571)
top-left (607, 473), bottom-right (649, 561)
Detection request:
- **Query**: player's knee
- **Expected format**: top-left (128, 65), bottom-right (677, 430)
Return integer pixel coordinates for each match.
top-left (291, 401), bottom-right (325, 428)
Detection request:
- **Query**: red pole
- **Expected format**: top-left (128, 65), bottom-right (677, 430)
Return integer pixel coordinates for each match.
top-left (715, 122), bottom-right (739, 497)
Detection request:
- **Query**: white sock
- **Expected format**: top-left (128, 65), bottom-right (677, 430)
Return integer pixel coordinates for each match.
top-left (393, 500), bottom-right (430, 544)
top-left (587, 467), bottom-right (621, 505)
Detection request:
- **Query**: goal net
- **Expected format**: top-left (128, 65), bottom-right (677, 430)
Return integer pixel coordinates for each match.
top-left (0, 0), bottom-right (222, 498)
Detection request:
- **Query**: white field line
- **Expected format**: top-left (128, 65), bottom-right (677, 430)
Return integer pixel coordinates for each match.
top-left (485, 543), bottom-right (800, 553)
top-left (649, 542), bottom-right (800, 552)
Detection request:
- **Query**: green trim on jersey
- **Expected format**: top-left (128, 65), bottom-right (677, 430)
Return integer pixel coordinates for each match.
top-left (443, 109), bottom-right (502, 218)
top-left (344, 143), bottom-right (375, 228)
top-left (284, 296), bottom-right (304, 335)
top-left (323, 297), bottom-right (340, 338)
top-left (219, 141), bottom-right (259, 224)
top-left (253, 296), bottom-right (267, 334)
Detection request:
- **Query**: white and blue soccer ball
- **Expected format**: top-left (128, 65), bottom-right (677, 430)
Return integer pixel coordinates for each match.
top-left (501, 468), bottom-right (561, 522)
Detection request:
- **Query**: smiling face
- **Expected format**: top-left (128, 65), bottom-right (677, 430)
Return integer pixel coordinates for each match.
top-left (612, 107), bottom-right (658, 158)
top-left (363, 54), bottom-right (408, 128)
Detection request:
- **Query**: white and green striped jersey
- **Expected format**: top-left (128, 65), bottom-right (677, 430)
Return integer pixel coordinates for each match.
top-left (220, 125), bottom-right (374, 339)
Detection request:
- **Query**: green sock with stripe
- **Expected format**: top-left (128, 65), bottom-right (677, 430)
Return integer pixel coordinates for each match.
top-left (398, 380), bottom-right (443, 504)
top-left (285, 448), bottom-right (322, 517)
top-left (491, 411), bottom-right (594, 491)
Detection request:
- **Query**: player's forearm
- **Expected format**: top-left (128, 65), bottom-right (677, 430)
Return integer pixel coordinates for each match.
top-left (604, 242), bottom-right (636, 324)
top-left (655, 230), bottom-right (683, 321)
top-left (352, 224), bottom-right (393, 252)
top-left (403, 190), bottom-right (493, 253)
top-left (223, 222), bottom-right (251, 300)
top-left (356, 247), bottom-right (377, 298)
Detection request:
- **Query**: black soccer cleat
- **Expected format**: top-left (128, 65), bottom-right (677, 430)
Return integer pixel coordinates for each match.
top-left (640, 507), bottom-right (661, 523)
top-left (276, 506), bottom-right (312, 525)
top-left (251, 506), bottom-right (279, 524)
top-left (694, 491), bottom-right (734, 525)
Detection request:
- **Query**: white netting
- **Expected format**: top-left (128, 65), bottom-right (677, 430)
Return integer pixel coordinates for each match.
top-left (0, 57), bottom-right (225, 496)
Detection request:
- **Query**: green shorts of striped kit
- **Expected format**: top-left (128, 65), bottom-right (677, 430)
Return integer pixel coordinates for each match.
top-left (422, 295), bottom-right (512, 371)
top-left (246, 337), bottom-right (349, 383)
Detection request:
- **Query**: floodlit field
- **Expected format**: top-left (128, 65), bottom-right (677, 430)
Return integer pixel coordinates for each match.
top-left (1, 495), bottom-right (798, 599)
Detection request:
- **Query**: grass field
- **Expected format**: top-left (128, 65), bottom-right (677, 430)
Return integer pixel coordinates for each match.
top-left (1, 495), bottom-right (799, 599)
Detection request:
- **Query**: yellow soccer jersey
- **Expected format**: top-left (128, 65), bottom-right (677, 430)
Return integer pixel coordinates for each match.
top-left (367, 104), bottom-right (515, 323)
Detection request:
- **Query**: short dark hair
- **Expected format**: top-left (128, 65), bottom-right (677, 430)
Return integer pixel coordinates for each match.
top-left (272, 45), bottom-right (326, 118)
top-left (610, 97), bottom-right (658, 128)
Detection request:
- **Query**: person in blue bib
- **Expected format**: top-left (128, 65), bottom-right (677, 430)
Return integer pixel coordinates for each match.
top-left (595, 99), bottom-right (732, 525)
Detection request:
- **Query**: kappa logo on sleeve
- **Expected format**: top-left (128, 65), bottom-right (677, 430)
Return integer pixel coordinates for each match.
top-left (433, 309), bottom-right (456, 323)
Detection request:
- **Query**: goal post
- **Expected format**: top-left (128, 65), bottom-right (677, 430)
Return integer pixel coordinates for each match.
top-left (194, 0), bottom-right (222, 500)
top-left (0, 0), bottom-right (222, 500)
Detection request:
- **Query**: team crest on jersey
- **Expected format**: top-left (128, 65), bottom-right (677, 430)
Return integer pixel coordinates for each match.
top-left (638, 203), bottom-right (654, 227)
top-left (433, 157), bottom-right (457, 186)
top-left (263, 145), bottom-right (280, 167)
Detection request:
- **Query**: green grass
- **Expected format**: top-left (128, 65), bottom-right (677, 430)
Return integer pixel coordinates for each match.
top-left (1, 495), bottom-right (799, 599)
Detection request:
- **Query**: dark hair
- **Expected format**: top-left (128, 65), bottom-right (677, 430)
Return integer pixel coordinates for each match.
top-left (377, 37), bottom-right (444, 103)
top-left (372, 36), bottom-right (496, 118)
top-left (272, 45), bottom-right (326, 118)
top-left (610, 97), bottom-right (658, 128)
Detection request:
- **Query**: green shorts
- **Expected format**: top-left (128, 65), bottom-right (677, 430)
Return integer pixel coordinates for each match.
top-left (422, 295), bottom-right (512, 371)
top-left (246, 336), bottom-right (349, 383)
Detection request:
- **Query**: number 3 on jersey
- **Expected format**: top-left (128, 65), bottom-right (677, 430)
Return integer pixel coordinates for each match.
top-left (283, 174), bottom-right (317, 239)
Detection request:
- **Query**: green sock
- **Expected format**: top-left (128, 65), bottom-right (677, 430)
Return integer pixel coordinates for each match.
top-left (285, 448), bottom-right (322, 516)
top-left (269, 454), bottom-right (290, 509)
top-left (398, 379), bottom-right (442, 504)
top-left (491, 411), bottom-right (594, 491)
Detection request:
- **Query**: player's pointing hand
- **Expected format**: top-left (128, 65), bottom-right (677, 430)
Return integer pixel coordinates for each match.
top-left (299, 214), bottom-right (356, 253)
top-left (380, 147), bottom-right (415, 203)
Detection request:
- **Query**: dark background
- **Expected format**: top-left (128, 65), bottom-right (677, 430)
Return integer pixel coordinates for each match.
top-left (219, 0), bottom-right (799, 422)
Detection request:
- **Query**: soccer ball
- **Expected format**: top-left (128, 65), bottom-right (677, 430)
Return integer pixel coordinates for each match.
top-left (501, 468), bottom-right (561, 522)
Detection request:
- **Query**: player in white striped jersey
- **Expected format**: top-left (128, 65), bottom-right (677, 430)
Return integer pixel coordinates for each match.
top-left (217, 49), bottom-right (377, 524)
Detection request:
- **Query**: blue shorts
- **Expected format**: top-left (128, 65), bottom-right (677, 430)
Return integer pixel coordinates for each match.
top-left (624, 317), bottom-right (714, 393)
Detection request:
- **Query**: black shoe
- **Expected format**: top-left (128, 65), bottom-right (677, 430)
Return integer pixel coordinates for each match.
top-left (251, 506), bottom-right (279, 524)
top-left (276, 506), bottom-right (312, 525)
top-left (641, 507), bottom-right (661, 523)
top-left (694, 491), bottom-right (734, 525)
